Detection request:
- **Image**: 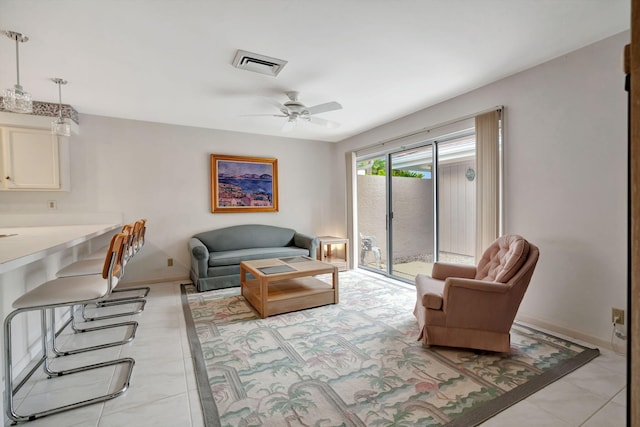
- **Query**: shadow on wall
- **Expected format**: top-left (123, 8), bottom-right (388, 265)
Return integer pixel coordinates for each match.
top-left (121, 239), bottom-right (189, 283)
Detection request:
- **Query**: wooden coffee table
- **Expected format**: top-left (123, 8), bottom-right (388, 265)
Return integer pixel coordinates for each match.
top-left (240, 256), bottom-right (339, 318)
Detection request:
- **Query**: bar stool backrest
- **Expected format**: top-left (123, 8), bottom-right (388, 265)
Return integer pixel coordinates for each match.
top-left (132, 219), bottom-right (146, 253)
top-left (120, 224), bottom-right (135, 262)
top-left (101, 232), bottom-right (127, 288)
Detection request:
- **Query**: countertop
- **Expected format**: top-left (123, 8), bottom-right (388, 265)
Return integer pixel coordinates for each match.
top-left (0, 224), bottom-right (121, 274)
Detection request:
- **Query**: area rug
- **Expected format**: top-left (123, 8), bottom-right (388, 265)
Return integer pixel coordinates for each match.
top-left (180, 271), bottom-right (599, 427)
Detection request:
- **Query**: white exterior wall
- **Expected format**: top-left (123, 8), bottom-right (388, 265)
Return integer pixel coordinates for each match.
top-left (357, 174), bottom-right (434, 265)
top-left (438, 160), bottom-right (476, 256)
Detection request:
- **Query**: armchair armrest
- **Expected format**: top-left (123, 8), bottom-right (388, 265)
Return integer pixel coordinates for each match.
top-left (444, 277), bottom-right (510, 294)
top-left (189, 238), bottom-right (209, 278)
top-left (431, 262), bottom-right (476, 280)
top-left (293, 232), bottom-right (320, 259)
top-left (422, 278), bottom-right (508, 311)
top-left (442, 278), bottom-right (513, 330)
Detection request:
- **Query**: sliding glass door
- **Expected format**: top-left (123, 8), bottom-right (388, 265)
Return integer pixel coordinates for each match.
top-left (356, 133), bottom-right (477, 282)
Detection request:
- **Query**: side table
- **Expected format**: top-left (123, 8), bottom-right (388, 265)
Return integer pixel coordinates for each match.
top-left (317, 236), bottom-right (349, 271)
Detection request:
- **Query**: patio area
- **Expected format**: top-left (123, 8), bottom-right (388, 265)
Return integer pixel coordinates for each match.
top-left (361, 251), bottom-right (475, 282)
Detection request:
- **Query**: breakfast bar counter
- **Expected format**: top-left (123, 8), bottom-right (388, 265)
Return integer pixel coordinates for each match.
top-left (0, 224), bottom-right (121, 275)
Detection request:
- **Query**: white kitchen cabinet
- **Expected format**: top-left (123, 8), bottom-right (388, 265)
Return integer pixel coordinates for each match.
top-left (0, 127), bottom-right (70, 191)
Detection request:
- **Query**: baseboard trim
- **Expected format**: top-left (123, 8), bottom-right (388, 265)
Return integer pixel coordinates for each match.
top-left (118, 275), bottom-right (190, 286)
top-left (516, 314), bottom-right (627, 355)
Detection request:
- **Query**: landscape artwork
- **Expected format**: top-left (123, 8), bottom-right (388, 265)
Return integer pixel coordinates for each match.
top-left (211, 154), bottom-right (278, 213)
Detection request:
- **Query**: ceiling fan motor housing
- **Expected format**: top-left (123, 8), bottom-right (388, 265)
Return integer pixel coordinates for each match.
top-left (284, 101), bottom-right (308, 116)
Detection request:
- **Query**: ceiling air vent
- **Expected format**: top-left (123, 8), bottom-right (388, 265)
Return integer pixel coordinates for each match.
top-left (232, 50), bottom-right (287, 77)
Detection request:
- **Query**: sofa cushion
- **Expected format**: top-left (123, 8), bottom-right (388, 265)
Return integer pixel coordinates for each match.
top-left (194, 224), bottom-right (296, 252)
top-left (209, 246), bottom-right (309, 267)
top-left (207, 264), bottom-right (240, 277)
top-left (475, 235), bottom-right (530, 283)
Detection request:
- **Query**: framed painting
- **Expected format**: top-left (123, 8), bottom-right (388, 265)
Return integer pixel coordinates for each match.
top-left (210, 154), bottom-right (278, 213)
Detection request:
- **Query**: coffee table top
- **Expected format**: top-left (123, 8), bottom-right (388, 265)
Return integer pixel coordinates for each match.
top-left (241, 256), bottom-right (335, 277)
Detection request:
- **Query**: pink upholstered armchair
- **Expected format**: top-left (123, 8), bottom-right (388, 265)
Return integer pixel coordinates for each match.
top-left (413, 235), bottom-right (539, 353)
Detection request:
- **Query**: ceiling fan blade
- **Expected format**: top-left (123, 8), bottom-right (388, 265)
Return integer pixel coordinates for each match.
top-left (309, 116), bottom-right (341, 129)
top-left (306, 101), bottom-right (342, 116)
top-left (263, 97), bottom-right (288, 114)
top-left (281, 119), bottom-right (296, 132)
top-left (240, 114), bottom-right (288, 118)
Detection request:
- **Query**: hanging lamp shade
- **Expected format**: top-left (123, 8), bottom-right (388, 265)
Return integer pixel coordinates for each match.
top-left (2, 31), bottom-right (33, 114)
top-left (51, 78), bottom-right (71, 137)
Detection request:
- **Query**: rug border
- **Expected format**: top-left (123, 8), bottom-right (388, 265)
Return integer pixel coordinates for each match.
top-left (180, 283), bottom-right (222, 427)
top-left (180, 278), bottom-right (600, 427)
top-left (445, 323), bottom-right (600, 426)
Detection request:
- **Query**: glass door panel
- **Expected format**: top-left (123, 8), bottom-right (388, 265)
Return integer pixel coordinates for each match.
top-left (390, 146), bottom-right (435, 281)
top-left (356, 156), bottom-right (387, 273)
top-left (437, 136), bottom-right (476, 265)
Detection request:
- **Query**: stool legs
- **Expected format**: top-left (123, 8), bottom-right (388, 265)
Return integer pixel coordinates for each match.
top-left (81, 297), bottom-right (146, 322)
top-left (50, 307), bottom-right (138, 357)
top-left (4, 307), bottom-right (135, 424)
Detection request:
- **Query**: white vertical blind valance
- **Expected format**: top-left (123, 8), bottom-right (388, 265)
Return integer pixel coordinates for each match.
top-left (475, 109), bottom-right (501, 258)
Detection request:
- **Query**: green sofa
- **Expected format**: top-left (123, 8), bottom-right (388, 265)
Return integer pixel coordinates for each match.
top-left (189, 224), bottom-right (319, 291)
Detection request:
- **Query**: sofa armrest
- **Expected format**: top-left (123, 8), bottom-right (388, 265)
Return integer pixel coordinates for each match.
top-left (431, 262), bottom-right (477, 280)
top-left (189, 238), bottom-right (209, 278)
top-left (293, 232), bottom-right (320, 259)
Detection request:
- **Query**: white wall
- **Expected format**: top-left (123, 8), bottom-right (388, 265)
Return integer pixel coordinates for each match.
top-left (332, 31), bottom-right (629, 347)
top-left (0, 116), bottom-right (336, 282)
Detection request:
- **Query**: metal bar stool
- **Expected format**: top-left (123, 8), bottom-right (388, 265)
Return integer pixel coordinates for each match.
top-left (52, 225), bottom-right (140, 352)
top-left (3, 233), bottom-right (135, 424)
top-left (57, 221), bottom-right (148, 321)
top-left (50, 232), bottom-right (138, 357)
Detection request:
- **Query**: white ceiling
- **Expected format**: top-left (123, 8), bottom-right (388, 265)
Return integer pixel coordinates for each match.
top-left (0, 1), bottom-right (630, 143)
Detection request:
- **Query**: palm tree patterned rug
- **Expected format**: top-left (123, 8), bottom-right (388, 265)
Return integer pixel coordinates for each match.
top-left (180, 270), bottom-right (599, 427)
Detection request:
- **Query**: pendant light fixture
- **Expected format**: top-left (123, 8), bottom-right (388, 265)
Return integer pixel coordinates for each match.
top-left (51, 78), bottom-right (70, 137)
top-left (2, 31), bottom-right (33, 113)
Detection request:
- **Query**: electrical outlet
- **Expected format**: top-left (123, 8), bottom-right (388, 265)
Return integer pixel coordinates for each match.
top-left (47, 200), bottom-right (57, 210)
top-left (612, 308), bottom-right (624, 325)
top-left (167, 258), bottom-right (173, 267)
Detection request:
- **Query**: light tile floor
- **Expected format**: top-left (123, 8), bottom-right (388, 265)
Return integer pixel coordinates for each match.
top-left (5, 278), bottom-right (628, 427)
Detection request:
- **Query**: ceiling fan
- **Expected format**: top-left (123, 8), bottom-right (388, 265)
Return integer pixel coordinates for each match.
top-left (251, 91), bottom-right (342, 132)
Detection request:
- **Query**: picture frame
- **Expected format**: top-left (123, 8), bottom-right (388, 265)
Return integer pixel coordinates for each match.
top-left (210, 154), bottom-right (278, 213)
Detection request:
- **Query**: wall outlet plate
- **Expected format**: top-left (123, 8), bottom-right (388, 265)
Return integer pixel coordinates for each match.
top-left (612, 308), bottom-right (624, 325)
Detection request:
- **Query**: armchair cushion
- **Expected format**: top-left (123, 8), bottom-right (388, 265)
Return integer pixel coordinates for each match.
top-left (475, 235), bottom-right (529, 283)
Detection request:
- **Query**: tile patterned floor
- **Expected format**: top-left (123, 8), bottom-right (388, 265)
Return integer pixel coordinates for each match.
top-left (4, 278), bottom-right (627, 427)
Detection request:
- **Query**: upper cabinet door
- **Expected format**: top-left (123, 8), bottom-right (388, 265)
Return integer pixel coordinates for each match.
top-left (0, 127), bottom-right (61, 190)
